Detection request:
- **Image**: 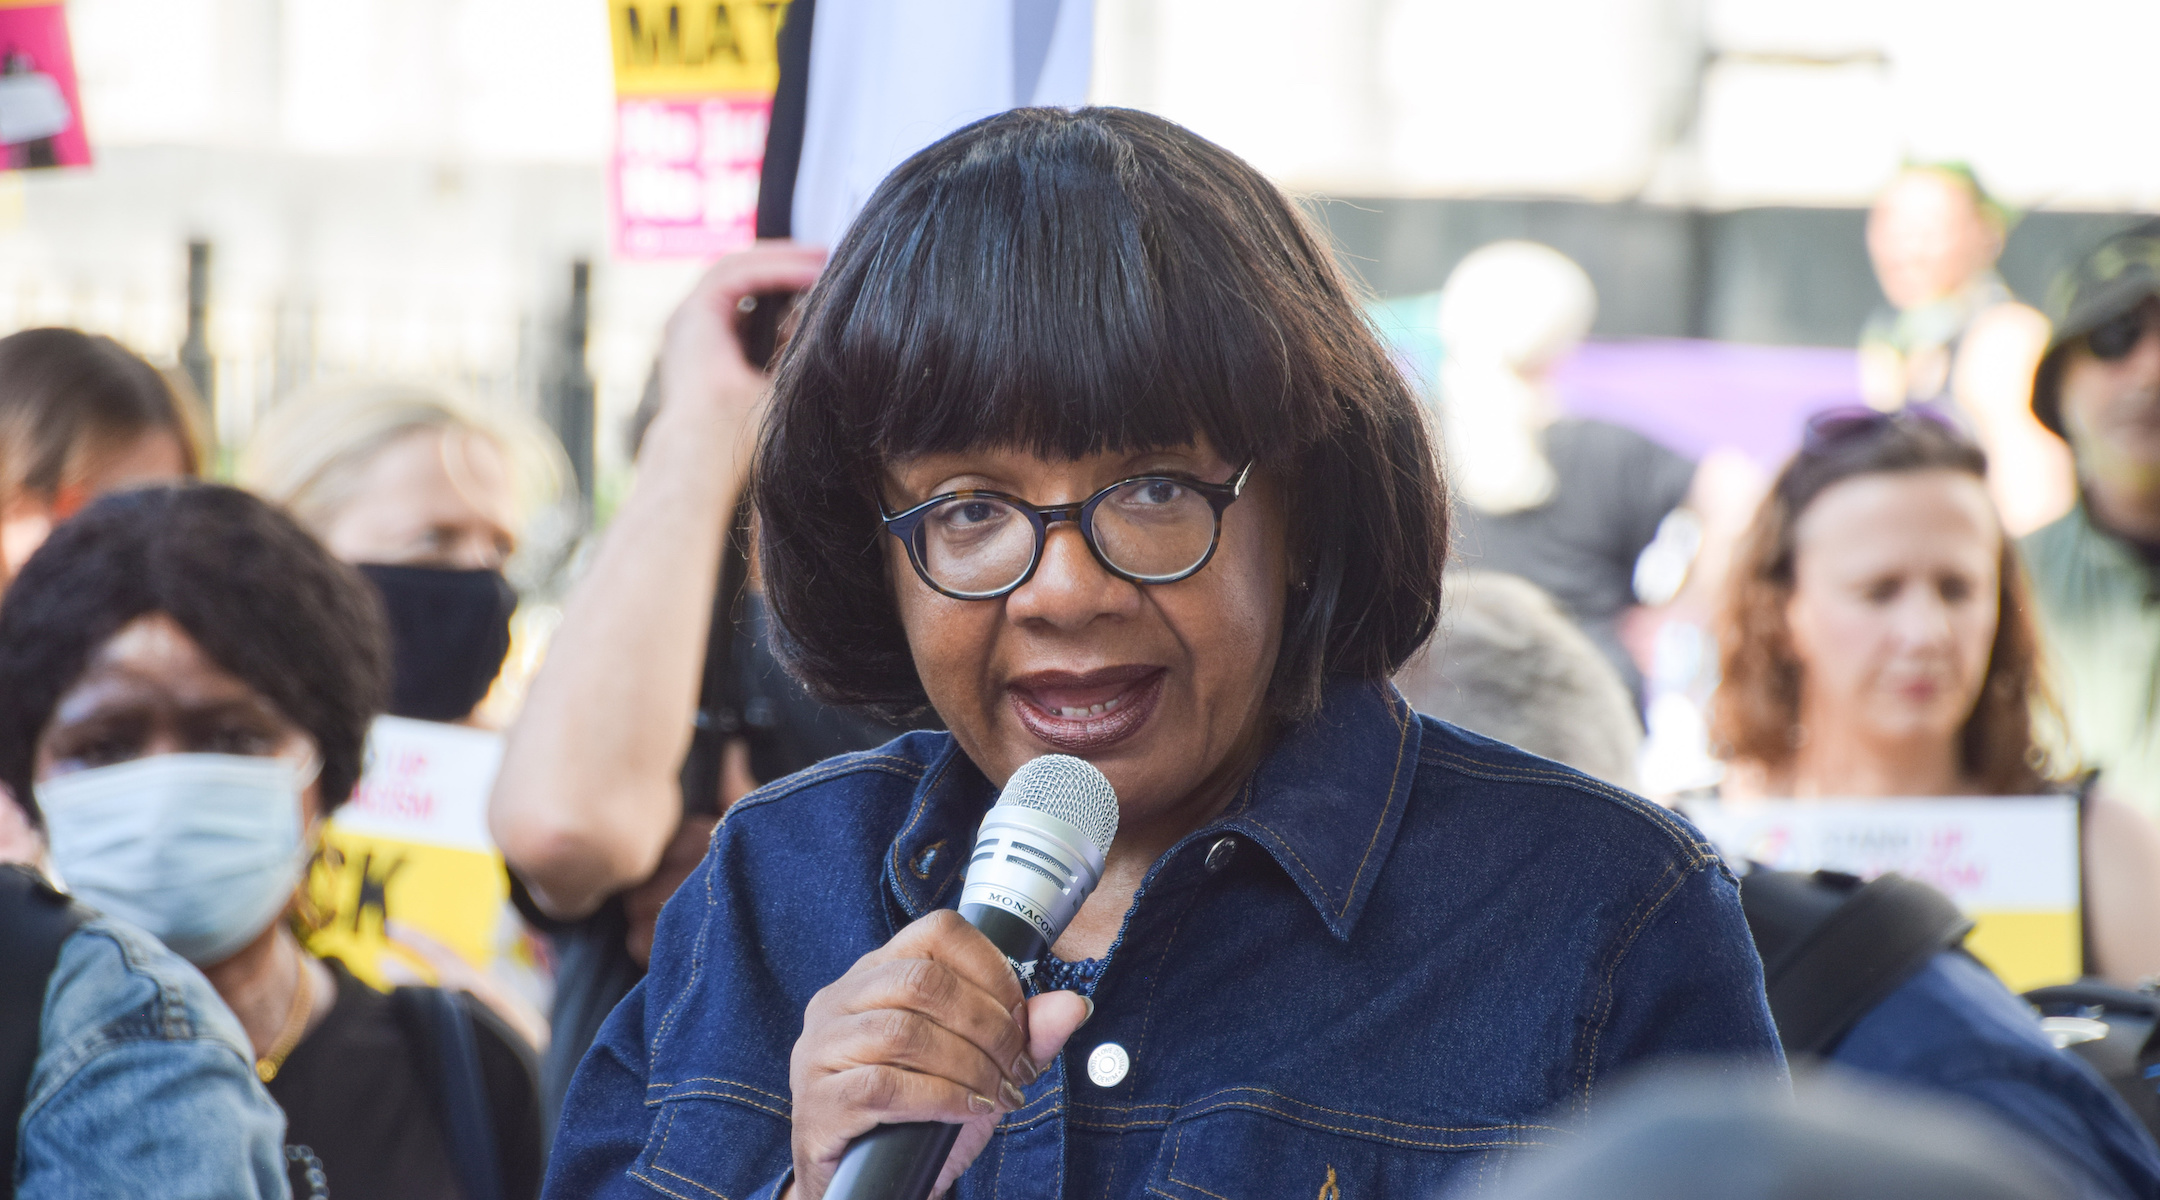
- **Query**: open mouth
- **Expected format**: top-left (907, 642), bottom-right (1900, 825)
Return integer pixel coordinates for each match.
top-left (1007, 665), bottom-right (1166, 753)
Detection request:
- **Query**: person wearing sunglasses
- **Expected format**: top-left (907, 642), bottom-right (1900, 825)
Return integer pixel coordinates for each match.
top-left (2023, 219), bottom-right (2160, 822)
top-left (546, 108), bottom-right (1780, 1200)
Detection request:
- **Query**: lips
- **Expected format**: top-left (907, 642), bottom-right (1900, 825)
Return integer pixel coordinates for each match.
top-left (1007, 665), bottom-right (1165, 753)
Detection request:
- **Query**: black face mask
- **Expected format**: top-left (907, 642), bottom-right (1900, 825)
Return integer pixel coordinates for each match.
top-left (356, 564), bottom-right (518, 722)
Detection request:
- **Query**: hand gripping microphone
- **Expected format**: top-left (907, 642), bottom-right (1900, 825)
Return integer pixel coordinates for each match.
top-left (823, 754), bottom-right (1119, 1200)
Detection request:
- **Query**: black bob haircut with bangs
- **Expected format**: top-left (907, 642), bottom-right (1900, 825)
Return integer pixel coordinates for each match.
top-left (752, 106), bottom-right (1447, 721)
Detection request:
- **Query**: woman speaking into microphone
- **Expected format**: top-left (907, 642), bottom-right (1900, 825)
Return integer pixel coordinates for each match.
top-left (546, 108), bottom-right (1780, 1200)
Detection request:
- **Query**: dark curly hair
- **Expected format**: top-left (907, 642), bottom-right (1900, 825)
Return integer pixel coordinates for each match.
top-left (1712, 414), bottom-right (2052, 792)
top-left (751, 107), bottom-right (1447, 721)
top-left (0, 484), bottom-right (389, 823)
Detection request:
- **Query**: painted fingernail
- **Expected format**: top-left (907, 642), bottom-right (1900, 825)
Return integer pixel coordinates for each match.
top-left (968, 1092), bottom-right (995, 1115)
top-left (1012, 1055), bottom-right (1039, 1085)
top-left (1000, 1080), bottom-right (1027, 1110)
top-left (1080, 996), bottom-right (1096, 1025)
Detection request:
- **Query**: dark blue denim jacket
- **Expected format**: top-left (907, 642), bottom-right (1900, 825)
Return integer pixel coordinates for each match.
top-left (546, 681), bottom-right (1781, 1199)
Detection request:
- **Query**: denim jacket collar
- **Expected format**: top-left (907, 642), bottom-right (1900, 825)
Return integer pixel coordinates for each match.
top-left (882, 678), bottom-right (1422, 942)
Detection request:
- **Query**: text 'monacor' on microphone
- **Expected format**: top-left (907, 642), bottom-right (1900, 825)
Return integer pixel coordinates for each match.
top-left (957, 753), bottom-right (1120, 964)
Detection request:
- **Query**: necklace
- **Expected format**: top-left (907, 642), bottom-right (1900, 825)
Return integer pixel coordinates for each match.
top-left (255, 951), bottom-right (315, 1083)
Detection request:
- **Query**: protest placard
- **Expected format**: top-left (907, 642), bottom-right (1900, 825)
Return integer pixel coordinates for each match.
top-left (0, 1), bottom-right (90, 170)
top-left (1686, 798), bottom-right (2081, 992)
top-left (608, 0), bottom-right (792, 258)
top-left (306, 716), bottom-right (540, 993)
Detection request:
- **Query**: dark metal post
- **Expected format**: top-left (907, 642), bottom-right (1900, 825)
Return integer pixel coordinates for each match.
top-left (180, 240), bottom-right (214, 416)
top-left (541, 259), bottom-right (596, 520)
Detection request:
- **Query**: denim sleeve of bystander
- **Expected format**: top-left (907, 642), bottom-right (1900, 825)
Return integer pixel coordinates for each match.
top-left (17, 917), bottom-right (291, 1200)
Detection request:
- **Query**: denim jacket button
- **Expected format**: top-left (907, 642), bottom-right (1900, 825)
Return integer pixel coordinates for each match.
top-left (1204, 836), bottom-right (1238, 873)
top-left (1085, 1041), bottom-right (1130, 1087)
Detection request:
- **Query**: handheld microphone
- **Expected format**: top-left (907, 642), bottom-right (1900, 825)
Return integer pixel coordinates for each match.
top-left (823, 754), bottom-right (1119, 1200)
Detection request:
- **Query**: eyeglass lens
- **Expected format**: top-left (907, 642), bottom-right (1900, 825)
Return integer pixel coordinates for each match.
top-left (915, 478), bottom-right (1219, 595)
top-left (2088, 304), bottom-right (2158, 362)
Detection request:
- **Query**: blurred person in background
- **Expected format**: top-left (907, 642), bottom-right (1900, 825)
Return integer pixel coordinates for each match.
top-left (1436, 240), bottom-right (1759, 707)
top-left (490, 243), bottom-right (909, 1125)
top-left (1712, 411), bottom-right (2160, 986)
top-left (0, 485), bottom-right (543, 1200)
top-left (240, 382), bottom-right (568, 728)
top-left (1861, 164), bottom-right (2073, 535)
top-left (0, 328), bottom-right (202, 866)
top-left (5, 860), bottom-right (291, 1199)
top-left (0, 327), bottom-right (202, 588)
top-left (2022, 220), bottom-right (2160, 823)
top-left (1478, 1066), bottom-right (2090, 1200)
top-left (1393, 569), bottom-right (1641, 788)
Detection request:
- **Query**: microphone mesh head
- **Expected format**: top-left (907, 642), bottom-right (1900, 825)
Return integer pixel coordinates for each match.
top-left (1000, 754), bottom-right (1119, 856)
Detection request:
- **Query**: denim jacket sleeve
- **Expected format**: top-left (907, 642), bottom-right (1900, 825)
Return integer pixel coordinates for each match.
top-left (17, 916), bottom-right (290, 1200)
top-left (1580, 850), bottom-right (1786, 1090)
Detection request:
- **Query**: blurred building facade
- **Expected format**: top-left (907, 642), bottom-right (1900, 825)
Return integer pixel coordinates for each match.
top-left (2, 0), bottom-right (2155, 474)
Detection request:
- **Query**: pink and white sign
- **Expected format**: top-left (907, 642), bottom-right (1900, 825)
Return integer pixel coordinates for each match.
top-left (611, 95), bottom-right (770, 260)
top-left (0, 2), bottom-right (91, 171)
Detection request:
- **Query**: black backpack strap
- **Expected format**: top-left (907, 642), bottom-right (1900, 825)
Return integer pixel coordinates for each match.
top-left (394, 987), bottom-right (503, 1200)
top-left (1741, 869), bottom-right (1974, 1057)
top-left (1, 864), bottom-right (89, 1198)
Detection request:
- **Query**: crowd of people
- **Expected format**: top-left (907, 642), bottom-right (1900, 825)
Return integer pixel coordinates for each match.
top-left (3, 108), bottom-right (2160, 1199)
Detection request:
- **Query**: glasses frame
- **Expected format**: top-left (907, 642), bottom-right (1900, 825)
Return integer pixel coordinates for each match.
top-left (1800, 405), bottom-right (1956, 455)
top-left (881, 461), bottom-right (1256, 601)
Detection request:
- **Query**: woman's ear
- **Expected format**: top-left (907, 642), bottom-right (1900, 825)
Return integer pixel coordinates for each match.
top-left (0, 491), bottom-right (57, 580)
top-left (0, 781), bottom-right (46, 867)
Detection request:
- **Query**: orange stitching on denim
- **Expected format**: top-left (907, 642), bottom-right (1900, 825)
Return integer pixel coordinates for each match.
top-left (728, 755), bottom-right (927, 818)
top-left (1164, 1126), bottom-right (1235, 1200)
top-left (652, 1090), bottom-right (791, 1120)
top-left (641, 1098), bottom-right (756, 1200)
top-left (1339, 683), bottom-right (1415, 918)
top-left (652, 816), bottom-right (722, 1050)
top-left (1580, 857), bottom-right (1691, 1105)
top-left (1418, 747), bottom-right (1713, 867)
top-left (652, 1162), bottom-right (736, 1200)
top-left (627, 1169), bottom-right (702, 1200)
top-left (1077, 1086), bottom-right (1569, 1136)
top-left (1122, 884), bottom-right (1202, 1095)
top-left (1166, 1103), bottom-right (1547, 1151)
top-left (1243, 815), bottom-right (1338, 906)
top-left (1108, 1097), bottom-right (1550, 1150)
top-left (888, 749), bottom-right (965, 917)
top-left (648, 1077), bottom-right (792, 1106)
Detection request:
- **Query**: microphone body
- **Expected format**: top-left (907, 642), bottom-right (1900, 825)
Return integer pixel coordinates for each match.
top-left (822, 756), bottom-right (1117, 1200)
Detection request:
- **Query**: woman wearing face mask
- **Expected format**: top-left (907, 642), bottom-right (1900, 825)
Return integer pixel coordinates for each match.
top-left (240, 382), bottom-right (567, 726)
top-left (1713, 411), bottom-right (2160, 985)
top-left (0, 484), bottom-right (545, 1199)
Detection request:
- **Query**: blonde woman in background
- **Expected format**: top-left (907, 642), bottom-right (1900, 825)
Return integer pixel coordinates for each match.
top-left (240, 382), bottom-right (568, 727)
top-left (1437, 242), bottom-right (1760, 706)
top-left (240, 383), bottom-right (566, 1051)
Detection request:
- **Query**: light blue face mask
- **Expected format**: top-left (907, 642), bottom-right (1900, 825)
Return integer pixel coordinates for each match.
top-left (38, 753), bottom-right (313, 966)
